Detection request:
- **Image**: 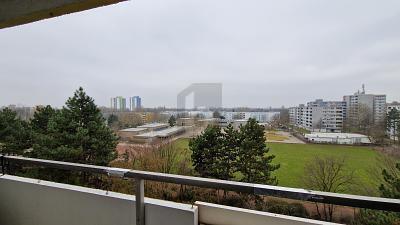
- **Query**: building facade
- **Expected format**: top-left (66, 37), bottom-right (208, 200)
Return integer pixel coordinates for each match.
top-left (110, 96), bottom-right (126, 111)
top-left (290, 100), bottom-right (345, 132)
top-left (129, 96), bottom-right (142, 111)
top-left (343, 86), bottom-right (386, 124)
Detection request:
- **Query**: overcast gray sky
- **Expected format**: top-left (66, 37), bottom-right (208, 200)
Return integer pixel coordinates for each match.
top-left (1, 0), bottom-right (400, 108)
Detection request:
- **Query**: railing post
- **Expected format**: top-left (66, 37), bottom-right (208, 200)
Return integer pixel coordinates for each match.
top-left (1, 155), bottom-right (4, 175)
top-left (135, 178), bottom-right (145, 225)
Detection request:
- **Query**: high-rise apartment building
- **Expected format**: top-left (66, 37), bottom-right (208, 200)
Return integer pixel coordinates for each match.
top-left (289, 104), bottom-right (304, 126)
top-left (343, 85), bottom-right (386, 124)
top-left (110, 96), bottom-right (126, 111)
top-left (129, 96), bottom-right (142, 111)
top-left (290, 86), bottom-right (387, 133)
top-left (290, 100), bottom-right (345, 132)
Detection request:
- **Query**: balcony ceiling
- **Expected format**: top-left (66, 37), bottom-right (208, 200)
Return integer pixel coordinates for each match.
top-left (0, 0), bottom-right (127, 29)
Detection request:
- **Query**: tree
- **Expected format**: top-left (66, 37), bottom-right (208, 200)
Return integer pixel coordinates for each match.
top-left (302, 156), bottom-right (355, 222)
top-left (387, 108), bottom-right (400, 145)
top-left (107, 114), bottom-right (119, 127)
top-left (31, 87), bottom-right (118, 166)
top-left (371, 121), bottom-right (388, 146)
top-left (190, 119), bottom-right (279, 185)
top-left (31, 105), bottom-right (56, 134)
top-left (236, 118), bottom-right (279, 184)
top-left (118, 112), bottom-right (143, 128)
top-left (219, 124), bottom-right (239, 181)
top-left (345, 104), bottom-right (374, 135)
top-left (189, 125), bottom-right (224, 178)
top-left (168, 115), bottom-right (176, 127)
top-left (212, 111), bottom-right (221, 119)
top-left (380, 163), bottom-right (400, 199)
top-left (0, 108), bottom-right (31, 155)
top-left (352, 162), bottom-right (400, 225)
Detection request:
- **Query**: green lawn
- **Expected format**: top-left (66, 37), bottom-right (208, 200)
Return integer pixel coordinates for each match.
top-left (268, 143), bottom-right (382, 194)
top-left (171, 139), bottom-right (383, 195)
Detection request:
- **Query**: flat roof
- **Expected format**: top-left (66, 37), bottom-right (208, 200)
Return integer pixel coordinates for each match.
top-left (119, 128), bottom-right (148, 132)
top-left (137, 123), bottom-right (168, 129)
top-left (137, 127), bottom-right (185, 138)
top-left (305, 132), bottom-right (369, 138)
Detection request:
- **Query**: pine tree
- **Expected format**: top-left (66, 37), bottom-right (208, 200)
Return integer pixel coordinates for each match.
top-left (236, 118), bottom-right (279, 184)
top-left (168, 115), bottom-right (176, 127)
top-left (380, 163), bottom-right (400, 199)
top-left (31, 105), bottom-right (56, 134)
top-left (189, 125), bottom-right (224, 178)
top-left (220, 123), bottom-right (239, 180)
top-left (387, 108), bottom-right (400, 144)
top-left (31, 87), bottom-right (118, 166)
top-left (0, 108), bottom-right (31, 155)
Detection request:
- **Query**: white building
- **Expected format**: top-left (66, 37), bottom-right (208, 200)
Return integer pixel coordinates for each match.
top-left (128, 96), bottom-right (142, 111)
top-left (305, 132), bottom-right (371, 145)
top-left (290, 100), bottom-right (345, 132)
top-left (343, 85), bottom-right (386, 124)
top-left (221, 111), bottom-right (280, 123)
top-left (110, 96), bottom-right (126, 111)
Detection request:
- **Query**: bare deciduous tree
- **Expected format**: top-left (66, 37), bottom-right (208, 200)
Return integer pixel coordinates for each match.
top-left (302, 156), bottom-right (355, 222)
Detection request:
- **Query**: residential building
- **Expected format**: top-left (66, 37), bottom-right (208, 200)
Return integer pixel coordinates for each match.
top-left (343, 85), bottom-right (386, 124)
top-left (129, 96), bottom-right (142, 110)
top-left (290, 100), bottom-right (345, 132)
top-left (221, 111), bottom-right (280, 122)
top-left (289, 104), bottom-right (304, 126)
top-left (110, 96), bottom-right (126, 111)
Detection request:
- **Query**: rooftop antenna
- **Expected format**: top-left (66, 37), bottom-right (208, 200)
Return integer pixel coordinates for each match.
top-left (362, 84), bottom-right (365, 94)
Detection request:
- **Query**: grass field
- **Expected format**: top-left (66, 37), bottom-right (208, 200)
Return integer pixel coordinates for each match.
top-left (268, 143), bottom-right (382, 193)
top-left (171, 138), bottom-right (383, 195)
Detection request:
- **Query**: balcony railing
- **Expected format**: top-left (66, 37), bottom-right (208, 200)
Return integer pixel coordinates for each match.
top-left (1, 155), bottom-right (400, 225)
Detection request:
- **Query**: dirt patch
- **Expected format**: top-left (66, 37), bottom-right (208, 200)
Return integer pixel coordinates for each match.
top-left (266, 131), bottom-right (305, 144)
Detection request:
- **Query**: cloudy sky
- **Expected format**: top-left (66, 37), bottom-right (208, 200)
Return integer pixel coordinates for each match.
top-left (1, 0), bottom-right (400, 108)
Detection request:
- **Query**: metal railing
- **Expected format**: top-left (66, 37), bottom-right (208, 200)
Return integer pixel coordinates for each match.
top-left (1, 155), bottom-right (400, 225)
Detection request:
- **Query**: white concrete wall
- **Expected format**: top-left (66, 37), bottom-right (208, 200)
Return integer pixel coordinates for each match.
top-left (0, 175), bottom-right (197, 225)
top-left (195, 202), bottom-right (343, 225)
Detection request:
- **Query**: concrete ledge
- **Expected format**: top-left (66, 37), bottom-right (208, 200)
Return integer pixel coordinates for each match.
top-left (0, 0), bottom-right (127, 29)
top-left (195, 201), bottom-right (343, 225)
top-left (0, 175), bottom-right (198, 225)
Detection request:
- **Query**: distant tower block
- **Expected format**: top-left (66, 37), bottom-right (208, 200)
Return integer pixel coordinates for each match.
top-left (177, 83), bottom-right (222, 110)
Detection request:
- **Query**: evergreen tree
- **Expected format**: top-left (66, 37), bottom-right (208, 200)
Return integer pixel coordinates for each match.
top-left (213, 111), bottom-right (221, 119)
top-left (189, 125), bottom-right (224, 178)
top-left (31, 105), bottom-right (56, 134)
top-left (236, 118), bottom-right (279, 184)
top-left (31, 87), bottom-right (118, 166)
top-left (107, 114), bottom-right (119, 126)
top-left (380, 163), bottom-right (400, 199)
top-left (353, 163), bottom-right (400, 225)
top-left (387, 108), bottom-right (400, 144)
top-left (168, 115), bottom-right (176, 127)
top-left (220, 123), bottom-right (239, 180)
top-left (189, 119), bottom-right (279, 185)
top-left (0, 108), bottom-right (31, 155)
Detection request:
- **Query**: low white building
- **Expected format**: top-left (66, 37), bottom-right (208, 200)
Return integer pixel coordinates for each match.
top-left (305, 132), bottom-right (371, 145)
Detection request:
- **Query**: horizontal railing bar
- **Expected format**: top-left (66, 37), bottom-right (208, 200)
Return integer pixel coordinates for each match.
top-left (2, 155), bottom-right (400, 212)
